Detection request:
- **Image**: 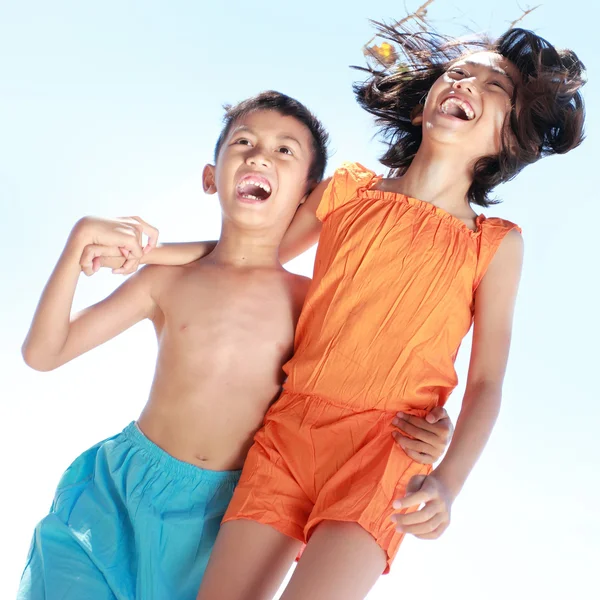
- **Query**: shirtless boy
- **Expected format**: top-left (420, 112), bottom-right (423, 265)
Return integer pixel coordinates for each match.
top-left (18, 91), bottom-right (451, 600)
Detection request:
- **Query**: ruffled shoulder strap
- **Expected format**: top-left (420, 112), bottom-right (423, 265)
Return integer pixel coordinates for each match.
top-left (316, 162), bottom-right (378, 222)
top-left (474, 217), bottom-right (522, 291)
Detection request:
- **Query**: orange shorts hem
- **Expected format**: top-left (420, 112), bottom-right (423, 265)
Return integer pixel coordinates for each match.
top-left (304, 515), bottom-right (400, 575)
top-left (220, 513), bottom-right (305, 546)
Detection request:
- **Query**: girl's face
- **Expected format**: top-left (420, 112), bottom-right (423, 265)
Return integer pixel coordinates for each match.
top-left (420, 51), bottom-right (519, 162)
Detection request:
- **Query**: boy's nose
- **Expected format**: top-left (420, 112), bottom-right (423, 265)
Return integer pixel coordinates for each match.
top-left (245, 150), bottom-right (271, 168)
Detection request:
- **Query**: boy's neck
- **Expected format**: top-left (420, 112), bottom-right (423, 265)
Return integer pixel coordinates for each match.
top-left (208, 223), bottom-right (283, 268)
top-left (390, 142), bottom-right (477, 216)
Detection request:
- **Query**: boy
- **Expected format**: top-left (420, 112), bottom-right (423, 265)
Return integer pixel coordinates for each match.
top-left (18, 91), bottom-right (452, 600)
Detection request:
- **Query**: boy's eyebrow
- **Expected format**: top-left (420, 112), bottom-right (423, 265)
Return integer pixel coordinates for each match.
top-left (231, 125), bottom-right (255, 136)
top-left (279, 135), bottom-right (304, 149)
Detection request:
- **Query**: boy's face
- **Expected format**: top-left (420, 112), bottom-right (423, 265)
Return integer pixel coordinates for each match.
top-left (420, 51), bottom-right (519, 163)
top-left (204, 110), bottom-right (314, 233)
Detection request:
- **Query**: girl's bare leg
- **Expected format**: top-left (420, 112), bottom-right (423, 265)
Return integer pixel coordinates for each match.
top-left (196, 519), bottom-right (302, 600)
top-left (280, 521), bottom-right (386, 600)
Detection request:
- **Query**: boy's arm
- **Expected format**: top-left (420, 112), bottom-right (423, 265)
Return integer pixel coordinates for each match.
top-left (393, 229), bottom-right (524, 539)
top-left (84, 241), bottom-right (218, 275)
top-left (23, 218), bottom-right (159, 372)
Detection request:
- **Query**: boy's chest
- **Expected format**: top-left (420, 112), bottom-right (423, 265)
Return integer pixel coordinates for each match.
top-left (157, 269), bottom-right (299, 351)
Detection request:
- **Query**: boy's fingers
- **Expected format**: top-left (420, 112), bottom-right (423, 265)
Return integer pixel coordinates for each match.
top-left (425, 407), bottom-right (449, 424)
top-left (119, 256), bottom-right (140, 274)
top-left (393, 432), bottom-right (435, 456)
top-left (395, 412), bottom-right (444, 436)
top-left (121, 239), bottom-right (143, 259)
top-left (80, 244), bottom-right (122, 274)
top-left (392, 433), bottom-right (435, 464)
top-left (392, 418), bottom-right (439, 446)
top-left (95, 256), bottom-right (128, 269)
top-left (403, 449), bottom-right (435, 464)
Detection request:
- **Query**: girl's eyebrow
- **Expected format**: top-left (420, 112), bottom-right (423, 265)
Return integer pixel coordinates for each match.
top-left (463, 60), bottom-right (516, 86)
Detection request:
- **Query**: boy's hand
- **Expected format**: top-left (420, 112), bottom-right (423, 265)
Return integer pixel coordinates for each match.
top-left (76, 217), bottom-right (159, 276)
top-left (391, 472), bottom-right (453, 539)
top-left (392, 407), bottom-right (453, 464)
top-left (80, 245), bottom-right (130, 276)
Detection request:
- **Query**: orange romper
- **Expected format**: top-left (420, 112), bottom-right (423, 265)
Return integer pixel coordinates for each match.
top-left (223, 162), bottom-right (521, 572)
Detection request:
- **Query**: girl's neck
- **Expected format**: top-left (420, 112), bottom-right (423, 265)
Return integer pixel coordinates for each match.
top-left (383, 142), bottom-right (477, 218)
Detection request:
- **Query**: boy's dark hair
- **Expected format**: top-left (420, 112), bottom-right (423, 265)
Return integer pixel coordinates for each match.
top-left (214, 90), bottom-right (329, 184)
top-left (354, 24), bottom-right (586, 206)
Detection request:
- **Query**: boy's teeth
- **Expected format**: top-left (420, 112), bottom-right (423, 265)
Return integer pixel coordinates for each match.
top-left (237, 177), bottom-right (272, 201)
top-left (244, 179), bottom-right (271, 192)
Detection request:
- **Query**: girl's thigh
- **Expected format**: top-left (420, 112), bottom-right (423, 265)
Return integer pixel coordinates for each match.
top-left (280, 520), bottom-right (386, 600)
top-left (196, 519), bottom-right (302, 600)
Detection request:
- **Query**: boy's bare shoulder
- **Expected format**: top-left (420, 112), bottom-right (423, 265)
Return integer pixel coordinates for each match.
top-left (135, 263), bottom-right (189, 295)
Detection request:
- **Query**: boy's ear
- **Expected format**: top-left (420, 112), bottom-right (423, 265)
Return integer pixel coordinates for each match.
top-left (202, 164), bottom-right (217, 194)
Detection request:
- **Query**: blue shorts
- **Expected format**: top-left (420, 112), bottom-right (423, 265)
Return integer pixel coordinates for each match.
top-left (17, 422), bottom-right (241, 600)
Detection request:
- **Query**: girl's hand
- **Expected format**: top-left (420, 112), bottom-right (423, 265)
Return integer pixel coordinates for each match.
top-left (392, 407), bottom-right (453, 464)
top-left (391, 472), bottom-right (453, 539)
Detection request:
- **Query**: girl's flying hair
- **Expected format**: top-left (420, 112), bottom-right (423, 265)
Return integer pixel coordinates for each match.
top-left (354, 23), bottom-right (586, 206)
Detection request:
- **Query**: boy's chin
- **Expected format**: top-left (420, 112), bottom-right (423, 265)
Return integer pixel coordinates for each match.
top-left (224, 211), bottom-right (277, 230)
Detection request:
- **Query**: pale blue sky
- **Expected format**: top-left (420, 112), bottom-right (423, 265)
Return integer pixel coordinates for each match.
top-left (1, 1), bottom-right (598, 598)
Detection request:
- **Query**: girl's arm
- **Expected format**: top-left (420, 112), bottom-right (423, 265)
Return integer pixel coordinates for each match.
top-left (278, 177), bottom-right (329, 263)
top-left (89, 181), bottom-right (330, 274)
top-left (23, 217), bottom-right (160, 371)
top-left (393, 229), bottom-right (524, 539)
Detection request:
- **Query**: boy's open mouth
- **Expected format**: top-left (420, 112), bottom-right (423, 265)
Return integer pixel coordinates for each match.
top-left (236, 174), bottom-right (272, 202)
top-left (440, 96), bottom-right (475, 121)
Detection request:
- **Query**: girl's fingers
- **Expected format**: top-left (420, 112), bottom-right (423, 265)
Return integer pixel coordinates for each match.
top-left (393, 500), bottom-right (440, 526)
top-left (130, 216), bottom-right (159, 252)
top-left (415, 521), bottom-right (449, 540)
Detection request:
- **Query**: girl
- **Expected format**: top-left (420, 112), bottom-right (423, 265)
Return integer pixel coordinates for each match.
top-left (89, 23), bottom-right (586, 600)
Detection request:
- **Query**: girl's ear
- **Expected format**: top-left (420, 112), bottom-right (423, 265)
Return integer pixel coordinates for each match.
top-left (411, 103), bottom-right (424, 126)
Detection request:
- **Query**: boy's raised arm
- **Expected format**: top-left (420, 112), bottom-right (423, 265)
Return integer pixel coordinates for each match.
top-left (88, 179), bottom-right (329, 276)
top-left (87, 241), bottom-right (218, 275)
top-left (23, 217), bottom-right (160, 372)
